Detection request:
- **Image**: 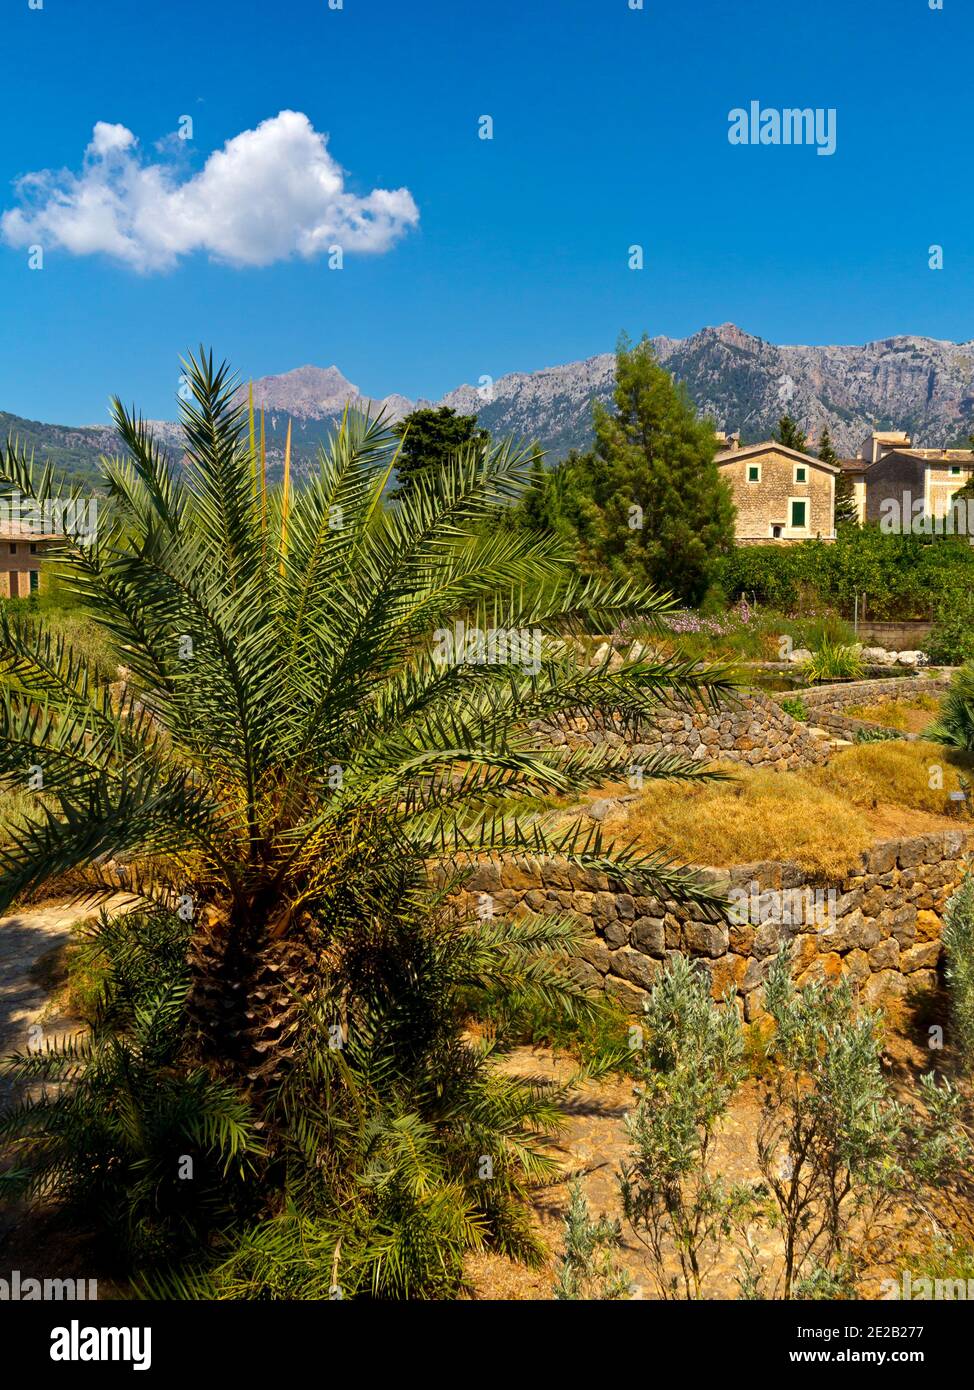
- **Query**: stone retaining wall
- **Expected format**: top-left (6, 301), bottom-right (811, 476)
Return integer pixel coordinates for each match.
top-left (456, 830), bottom-right (971, 1019)
top-left (532, 689), bottom-right (830, 773)
top-left (810, 710), bottom-right (923, 743)
top-left (786, 674), bottom-right (949, 717)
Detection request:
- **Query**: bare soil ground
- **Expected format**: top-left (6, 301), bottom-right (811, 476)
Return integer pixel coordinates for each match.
top-left (0, 896), bottom-right (132, 1292)
top-left (2, 900), bottom-right (971, 1302)
top-left (465, 1006), bottom-right (974, 1301)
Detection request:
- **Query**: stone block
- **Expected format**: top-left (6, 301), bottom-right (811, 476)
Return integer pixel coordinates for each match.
top-left (610, 947), bottom-right (661, 992)
top-left (603, 920), bottom-right (629, 948)
top-left (866, 842), bottom-right (898, 875)
top-left (631, 917), bottom-right (665, 957)
top-left (577, 940), bottom-right (613, 975)
top-left (863, 970), bottom-right (909, 1007)
top-left (868, 939), bottom-right (900, 972)
top-left (705, 954), bottom-right (747, 1001)
top-left (915, 910), bottom-right (941, 943)
top-left (683, 920), bottom-right (730, 958)
top-left (899, 941), bottom-right (941, 973)
top-left (464, 861), bottom-right (502, 893)
top-left (604, 973), bottom-right (649, 1013)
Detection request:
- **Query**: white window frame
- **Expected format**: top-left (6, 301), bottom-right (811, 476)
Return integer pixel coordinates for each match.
top-left (793, 463), bottom-right (808, 484)
top-left (787, 497), bottom-right (810, 533)
top-left (746, 462), bottom-right (762, 483)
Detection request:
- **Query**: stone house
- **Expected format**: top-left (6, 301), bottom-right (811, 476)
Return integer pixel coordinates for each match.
top-left (714, 438), bottom-right (837, 544)
top-left (839, 431), bottom-right (974, 528)
top-left (0, 524), bottom-right (57, 597)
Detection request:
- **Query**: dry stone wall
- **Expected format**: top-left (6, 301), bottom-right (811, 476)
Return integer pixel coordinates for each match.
top-left (531, 689), bottom-right (830, 773)
top-left (456, 830), bottom-right (970, 1019)
top-left (788, 674), bottom-right (949, 718)
top-left (778, 673), bottom-right (951, 742)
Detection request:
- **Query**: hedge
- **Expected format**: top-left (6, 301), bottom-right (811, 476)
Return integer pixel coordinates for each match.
top-left (715, 528), bottom-right (974, 620)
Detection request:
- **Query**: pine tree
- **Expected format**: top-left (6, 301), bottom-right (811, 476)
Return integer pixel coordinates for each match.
top-left (556, 335), bottom-right (737, 603)
top-left (820, 426), bottom-right (858, 529)
top-left (774, 414), bottom-right (808, 453)
top-left (391, 406), bottom-right (489, 499)
top-left (956, 434), bottom-right (974, 500)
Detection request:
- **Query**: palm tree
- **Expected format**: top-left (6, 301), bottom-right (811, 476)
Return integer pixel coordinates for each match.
top-left (928, 662), bottom-right (974, 753)
top-left (0, 351), bottom-right (734, 1081)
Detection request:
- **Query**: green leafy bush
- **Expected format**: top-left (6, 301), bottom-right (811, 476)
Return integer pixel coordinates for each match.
top-left (780, 696), bottom-right (809, 721)
top-left (0, 909), bottom-right (261, 1266)
top-left (618, 950), bottom-right (971, 1300)
top-left (753, 945), bottom-right (971, 1299)
top-left (620, 956), bottom-right (751, 1299)
top-left (716, 529), bottom-right (974, 621)
top-left (853, 725), bottom-right (904, 744)
top-left (943, 872), bottom-right (974, 1068)
top-left (553, 1180), bottom-right (632, 1300)
top-left (927, 590), bottom-right (974, 666)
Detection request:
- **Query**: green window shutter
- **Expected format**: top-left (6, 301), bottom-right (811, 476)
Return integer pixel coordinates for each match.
top-left (790, 500), bottom-right (807, 528)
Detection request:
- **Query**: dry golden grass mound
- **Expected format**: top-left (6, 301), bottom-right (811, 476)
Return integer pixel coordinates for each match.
top-left (846, 694), bottom-right (941, 734)
top-left (601, 741), bottom-right (971, 880)
top-left (809, 738), bottom-right (968, 813)
top-left (603, 765), bottom-right (871, 879)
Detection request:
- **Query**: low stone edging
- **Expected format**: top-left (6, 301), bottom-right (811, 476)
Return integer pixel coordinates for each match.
top-left (811, 711), bottom-right (921, 743)
top-left (783, 673), bottom-right (950, 718)
top-left (455, 829), bottom-right (971, 1020)
top-left (532, 688), bottom-right (830, 773)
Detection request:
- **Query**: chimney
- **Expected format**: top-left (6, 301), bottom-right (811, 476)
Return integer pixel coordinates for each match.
top-left (859, 430), bottom-right (912, 463)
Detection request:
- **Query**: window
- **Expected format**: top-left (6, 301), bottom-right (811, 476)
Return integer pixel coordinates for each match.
top-left (29, 570), bottom-right (39, 594)
top-left (29, 542), bottom-right (37, 555)
top-left (794, 465), bottom-right (808, 484)
top-left (771, 524), bottom-right (783, 539)
top-left (8, 543), bottom-right (15, 555)
top-left (951, 465), bottom-right (962, 477)
top-left (789, 499), bottom-right (808, 529)
top-left (747, 463), bottom-right (761, 482)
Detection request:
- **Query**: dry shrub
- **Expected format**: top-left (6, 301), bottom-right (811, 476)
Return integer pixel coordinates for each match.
top-left (811, 738), bottom-right (969, 814)
top-left (603, 740), bottom-right (971, 879)
top-left (846, 694), bottom-right (941, 733)
top-left (603, 764), bottom-right (872, 878)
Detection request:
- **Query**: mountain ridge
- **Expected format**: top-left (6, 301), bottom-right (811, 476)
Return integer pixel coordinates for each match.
top-left (7, 323), bottom-right (974, 484)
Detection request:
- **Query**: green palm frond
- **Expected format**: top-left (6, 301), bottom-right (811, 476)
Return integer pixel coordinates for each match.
top-left (0, 349), bottom-right (743, 1298)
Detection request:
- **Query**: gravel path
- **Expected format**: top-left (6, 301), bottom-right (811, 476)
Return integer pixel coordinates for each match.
top-left (0, 896), bottom-right (131, 1107)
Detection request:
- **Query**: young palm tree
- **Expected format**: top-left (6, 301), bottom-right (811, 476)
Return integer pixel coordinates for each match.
top-left (0, 351), bottom-right (734, 1098)
top-left (929, 662), bottom-right (974, 754)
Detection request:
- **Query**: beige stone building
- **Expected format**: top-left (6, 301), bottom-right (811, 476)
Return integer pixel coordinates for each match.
top-left (715, 437), bottom-right (837, 544)
top-left (0, 524), bottom-right (57, 597)
top-left (839, 431), bottom-right (974, 528)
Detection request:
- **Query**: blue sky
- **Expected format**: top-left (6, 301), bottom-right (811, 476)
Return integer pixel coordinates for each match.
top-left (0, 0), bottom-right (969, 423)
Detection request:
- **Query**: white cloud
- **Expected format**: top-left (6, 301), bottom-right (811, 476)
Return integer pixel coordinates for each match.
top-left (1, 111), bottom-right (419, 272)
